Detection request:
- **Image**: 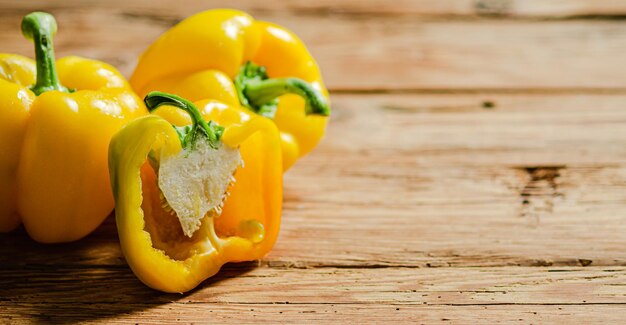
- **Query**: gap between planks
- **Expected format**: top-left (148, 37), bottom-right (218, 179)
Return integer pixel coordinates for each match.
top-left (330, 88), bottom-right (626, 95)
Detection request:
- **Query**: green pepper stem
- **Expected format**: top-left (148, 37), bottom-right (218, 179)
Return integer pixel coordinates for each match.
top-left (235, 61), bottom-right (330, 119)
top-left (245, 77), bottom-right (330, 116)
top-left (21, 12), bottom-right (69, 95)
top-left (144, 91), bottom-right (224, 149)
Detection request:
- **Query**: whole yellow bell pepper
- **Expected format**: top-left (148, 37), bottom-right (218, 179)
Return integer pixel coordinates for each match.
top-left (109, 91), bottom-right (282, 293)
top-left (130, 9), bottom-right (330, 170)
top-left (0, 12), bottom-right (145, 242)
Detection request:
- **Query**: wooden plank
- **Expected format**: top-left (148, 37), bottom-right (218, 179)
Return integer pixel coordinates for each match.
top-left (3, 266), bottom-right (624, 304)
top-left (277, 93), bottom-right (626, 267)
top-left (312, 93), bottom-right (626, 165)
top-left (2, 0), bottom-right (626, 18)
top-left (3, 304), bottom-right (625, 324)
top-left (1, 266), bottom-right (625, 323)
top-left (1, 3), bottom-right (626, 90)
top-left (2, 94), bottom-right (625, 269)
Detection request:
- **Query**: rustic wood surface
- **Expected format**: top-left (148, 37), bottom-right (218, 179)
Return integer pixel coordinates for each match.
top-left (1, 0), bottom-right (626, 323)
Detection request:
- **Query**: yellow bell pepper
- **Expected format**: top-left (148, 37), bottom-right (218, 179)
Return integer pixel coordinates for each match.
top-left (109, 91), bottom-right (282, 293)
top-left (130, 9), bottom-right (330, 170)
top-left (0, 12), bottom-right (145, 242)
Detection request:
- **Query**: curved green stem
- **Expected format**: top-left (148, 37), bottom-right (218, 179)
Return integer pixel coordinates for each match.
top-left (235, 61), bottom-right (330, 119)
top-left (21, 12), bottom-right (69, 95)
top-left (144, 91), bottom-right (224, 150)
top-left (245, 77), bottom-right (330, 116)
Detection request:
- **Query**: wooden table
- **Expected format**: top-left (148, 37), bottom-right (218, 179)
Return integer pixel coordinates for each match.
top-left (2, 0), bottom-right (626, 323)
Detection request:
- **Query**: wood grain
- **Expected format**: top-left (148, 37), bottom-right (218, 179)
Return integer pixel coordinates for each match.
top-left (2, 94), bottom-right (626, 323)
top-left (3, 94), bottom-right (626, 269)
top-left (4, 265), bottom-right (625, 304)
top-left (2, 0), bottom-right (626, 18)
top-left (4, 304), bottom-right (626, 324)
top-left (1, 1), bottom-right (626, 90)
top-left (1, 265), bottom-right (625, 323)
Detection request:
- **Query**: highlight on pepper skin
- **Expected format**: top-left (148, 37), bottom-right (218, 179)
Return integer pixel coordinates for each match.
top-left (109, 92), bottom-right (283, 293)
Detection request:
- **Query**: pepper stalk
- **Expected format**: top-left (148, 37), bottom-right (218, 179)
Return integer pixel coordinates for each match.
top-left (144, 91), bottom-right (224, 150)
top-left (21, 12), bottom-right (69, 95)
top-left (234, 61), bottom-right (330, 119)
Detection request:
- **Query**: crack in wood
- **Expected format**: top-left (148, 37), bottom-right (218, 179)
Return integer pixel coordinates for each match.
top-left (426, 302), bottom-right (626, 306)
top-left (165, 301), bottom-right (626, 306)
top-left (517, 166), bottom-right (566, 226)
top-left (474, 0), bottom-right (514, 17)
top-left (119, 11), bottom-right (181, 26)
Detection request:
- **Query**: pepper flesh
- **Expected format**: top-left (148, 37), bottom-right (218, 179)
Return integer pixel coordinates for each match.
top-left (0, 12), bottom-right (145, 242)
top-left (109, 94), bottom-right (282, 293)
top-left (130, 9), bottom-right (330, 170)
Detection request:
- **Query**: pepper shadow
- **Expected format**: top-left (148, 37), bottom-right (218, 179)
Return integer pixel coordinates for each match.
top-left (0, 216), bottom-right (258, 324)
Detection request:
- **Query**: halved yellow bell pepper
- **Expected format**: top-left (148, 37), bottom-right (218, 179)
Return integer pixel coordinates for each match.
top-left (0, 12), bottom-right (145, 242)
top-left (109, 91), bottom-right (282, 293)
top-left (130, 9), bottom-right (330, 170)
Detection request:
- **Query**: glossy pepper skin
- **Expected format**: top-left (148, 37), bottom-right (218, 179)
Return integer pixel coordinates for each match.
top-left (109, 92), bottom-right (282, 293)
top-left (0, 12), bottom-right (145, 242)
top-left (130, 9), bottom-right (330, 171)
